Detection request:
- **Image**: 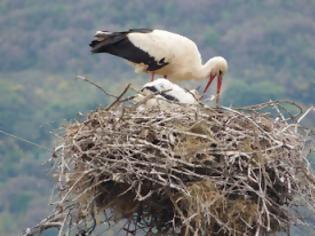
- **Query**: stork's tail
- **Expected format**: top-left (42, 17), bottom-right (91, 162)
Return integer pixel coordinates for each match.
top-left (89, 30), bottom-right (122, 53)
top-left (89, 29), bottom-right (153, 53)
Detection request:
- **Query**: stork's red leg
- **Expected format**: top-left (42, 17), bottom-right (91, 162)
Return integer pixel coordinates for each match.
top-left (150, 72), bottom-right (155, 81)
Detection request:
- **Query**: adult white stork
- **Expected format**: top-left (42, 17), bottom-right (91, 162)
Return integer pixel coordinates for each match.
top-left (90, 28), bottom-right (228, 105)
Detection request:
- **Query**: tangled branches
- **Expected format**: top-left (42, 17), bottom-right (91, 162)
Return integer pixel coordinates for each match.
top-left (23, 96), bottom-right (315, 236)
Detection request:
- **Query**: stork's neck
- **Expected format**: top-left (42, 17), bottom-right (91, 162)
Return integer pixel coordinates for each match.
top-left (197, 59), bottom-right (215, 80)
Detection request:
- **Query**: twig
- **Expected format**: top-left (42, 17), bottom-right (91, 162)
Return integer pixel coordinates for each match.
top-left (0, 129), bottom-right (48, 150)
top-left (297, 106), bottom-right (315, 124)
top-left (75, 75), bottom-right (117, 98)
top-left (106, 83), bottom-right (131, 110)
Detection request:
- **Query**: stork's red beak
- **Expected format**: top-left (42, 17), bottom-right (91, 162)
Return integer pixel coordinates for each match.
top-left (216, 72), bottom-right (223, 106)
top-left (203, 73), bottom-right (216, 93)
top-left (203, 72), bottom-right (223, 107)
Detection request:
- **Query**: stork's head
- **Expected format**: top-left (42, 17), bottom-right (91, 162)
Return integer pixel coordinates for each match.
top-left (209, 56), bottom-right (228, 78)
top-left (203, 56), bottom-right (228, 106)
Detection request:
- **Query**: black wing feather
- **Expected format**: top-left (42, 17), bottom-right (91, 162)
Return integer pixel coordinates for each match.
top-left (89, 29), bottom-right (169, 71)
top-left (142, 86), bottom-right (179, 102)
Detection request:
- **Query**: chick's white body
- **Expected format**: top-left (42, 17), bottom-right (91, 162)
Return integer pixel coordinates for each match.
top-left (134, 78), bottom-right (199, 111)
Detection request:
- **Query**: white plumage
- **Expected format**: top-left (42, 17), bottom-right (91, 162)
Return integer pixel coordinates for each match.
top-left (127, 30), bottom-right (202, 79)
top-left (134, 78), bottom-right (199, 110)
top-left (142, 78), bottom-right (198, 103)
top-left (90, 28), bottom-right (228, 105)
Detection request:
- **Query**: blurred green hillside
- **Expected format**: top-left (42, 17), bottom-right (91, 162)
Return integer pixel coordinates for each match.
top-left (0, 0), bottom-right (314, 235)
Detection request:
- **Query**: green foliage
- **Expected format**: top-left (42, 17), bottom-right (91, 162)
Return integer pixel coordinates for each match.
top-left (0, 1), bottom-right (315, 235)
top-left (223, 79), bottom-right (284, 106)
top-left (0, 71), bottom-right (110, 235)
top-left (203, 27), bottom-right (220, 46)
top-left (9, 193), bottom-right (32, 214)
top-left (0, 212), bottom-right (16, 234)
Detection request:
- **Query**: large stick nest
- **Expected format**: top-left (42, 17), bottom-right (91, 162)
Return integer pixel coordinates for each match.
top-left (23, 94), bottom-right (315, 236)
